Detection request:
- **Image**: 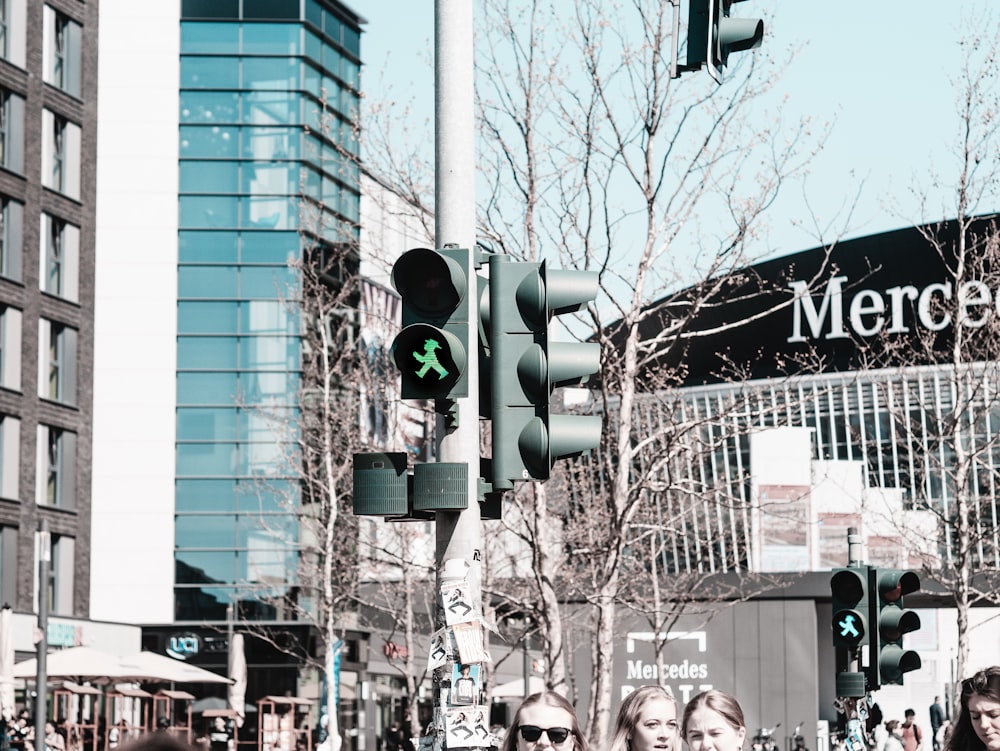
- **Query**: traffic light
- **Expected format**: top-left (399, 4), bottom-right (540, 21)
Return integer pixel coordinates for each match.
top-left (830, 566), bottom-right (869, 698)
top-left (868, 568), bottom-right (922, 688)
top-left (686, 0), bottom-right (764, 84)
top-left (488, 254), bottom-right (602, 489)
top-left (390, 247), bottom-right (471, 404)
top-left (831, 567), bottom-right (869, 649)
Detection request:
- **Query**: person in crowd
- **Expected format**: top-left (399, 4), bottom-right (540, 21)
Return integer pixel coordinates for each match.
top-left (901, 710), bottom-right (924, 751)
top-left (945, 666), bottom-right (1000, 751)
top-left (208, 717), bottom-right (231, 751)
top-left (885, 721), bottom-right (906, 751)
top-left (609, 685), bottom-right (679, 751)
top-left (499, 691), bottom-right (587, 751)
top-left (42, 722), bottom-right (64, 751)
top-left (930, 698), bottom-right (946, 751)
top-left (682, 690), bottom-right (747, 751)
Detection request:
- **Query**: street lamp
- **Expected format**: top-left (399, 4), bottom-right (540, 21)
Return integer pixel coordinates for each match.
top-left (35, 520), bottom-right (51, 749)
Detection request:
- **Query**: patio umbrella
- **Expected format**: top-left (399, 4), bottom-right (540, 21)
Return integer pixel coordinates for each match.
top-left (227, 634), bottom-right (247, 728)
top-left (12, 645), bottom-right (133, 683)
top-left (0, 607), bottom-right (15, 721)
top-left (116, 652), bottom-right (232, 684)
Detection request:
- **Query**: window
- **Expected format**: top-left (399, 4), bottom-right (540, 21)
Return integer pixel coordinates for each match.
top-left (39, 213), bottom-right (79, 302)
top-left (0, 305), bottom-right (20, 390)
top-left (0, 197), bottom-right (23, 280)
top-left (51, 534), bottom-right (75, 615)
top-left (42, 5), bottom-right (81, 97)
top-left (35, 532), bottom-right (75, 616)
top-left (41, 110), bottom-right (81, 200)
top-left (38, 318), bottom-right (77, 404)
top-left (0, 414), bottom-right (19, 499)
top-left (0, 0), bottom-right (26, 68)
top-left (0, 88), bottom-right (24, 174)
top-left (36, 424), bottom-right (76, 509)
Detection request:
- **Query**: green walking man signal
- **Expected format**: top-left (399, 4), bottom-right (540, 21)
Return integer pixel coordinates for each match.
top-left (414, 338), bottom-right (450, 380)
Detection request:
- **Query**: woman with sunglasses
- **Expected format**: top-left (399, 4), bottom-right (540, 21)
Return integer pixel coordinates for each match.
top-left (945, 666), bottom-right (1000, 751)
top-left (682, 690), bottom-right (748, 751)
top-left (609, 685), bottom-right (680, 751)
top-left (500, 691), bottom-right (588, 751)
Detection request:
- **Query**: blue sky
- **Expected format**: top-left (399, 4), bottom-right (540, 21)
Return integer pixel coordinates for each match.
top-left (351, 1), bottom-right (998, 258)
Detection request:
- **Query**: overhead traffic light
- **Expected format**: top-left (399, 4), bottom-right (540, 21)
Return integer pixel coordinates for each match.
top-left (686, 0), bottom-right (764, 84)
top-left (868, 568), bottom-right (922, 688)
top-left (390, 247), bottom-right (472, 405)
top-left (488, 254), bottom-right (602, 489)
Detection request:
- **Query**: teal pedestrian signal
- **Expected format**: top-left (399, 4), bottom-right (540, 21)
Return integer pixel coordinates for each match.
top-left (869, 568), bottom-right (922, 688)
top-left (488, 255), bottom-right (601, 489)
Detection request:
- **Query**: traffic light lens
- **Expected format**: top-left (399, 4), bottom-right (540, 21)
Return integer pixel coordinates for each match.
top-left (391, 248), bottom-right (467, 318)
top-left (392, 324), bottom-right (467, 398)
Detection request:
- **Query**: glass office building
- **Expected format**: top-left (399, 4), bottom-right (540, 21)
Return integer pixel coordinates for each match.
top-left (174, 0), bottom-right (362, 621)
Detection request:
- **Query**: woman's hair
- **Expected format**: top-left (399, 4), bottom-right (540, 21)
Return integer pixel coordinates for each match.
top-left (945, 666), bottom-right (1000, 751)
top-left (886, 720), bottom-right (900, 733)
top-left (681, 690), bottom-right (747, 740)
top-left (609, 686), bottom-right (678, 751)
top-left (499, 691), bottom-right (588, 751)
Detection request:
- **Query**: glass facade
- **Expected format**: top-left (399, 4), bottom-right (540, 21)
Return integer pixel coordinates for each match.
top-left (176, 2), bottom-right (361, 621)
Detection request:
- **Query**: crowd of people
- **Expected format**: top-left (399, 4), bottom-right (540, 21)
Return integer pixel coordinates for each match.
top-left (490, 662), bottom-right (1000, 751)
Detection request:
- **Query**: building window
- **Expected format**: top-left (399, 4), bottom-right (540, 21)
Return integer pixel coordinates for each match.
top-left (0, 197), bottom-right (22, 280)
top-left (0, 526), bottom-right (15, 605)
top-left (0, 305), bottom-right (21, 390)
top-left (0, 414), bottom-right (18, 499)
top-left (41, 110), bottom-right (80, 200)
top-left (42, 5), bottom-right (80, 97)
top-left (51, 534), bottom-right (75, 615)
top-left (36, 424), bottom-right (76, 509)
top-left (0, 88), bottom-right (24, 174)
top-left (0, 0), bottom-right (25, 68)
top-left (39, 213), bottom-right (79, 302)
top-left (38, 318), bottom-right (77, 405)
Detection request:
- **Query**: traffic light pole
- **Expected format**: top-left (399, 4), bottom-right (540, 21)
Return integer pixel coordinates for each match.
top-left (433, 0), bottom-right (486, 744)
top-left (434, 0), bottom-right (480, 579)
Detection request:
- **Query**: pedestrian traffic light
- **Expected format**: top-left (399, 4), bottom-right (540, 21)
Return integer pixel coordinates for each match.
top-left (390, 247), bottom-right (471, 404)
top-left (831, 566), bottom-right (869, 650)
top-left (488, 254), bottom-right (602, 489)
top-left (686, 0), bottom-right (764, 84)
top-left (868, 568), bottom-right (922, 688)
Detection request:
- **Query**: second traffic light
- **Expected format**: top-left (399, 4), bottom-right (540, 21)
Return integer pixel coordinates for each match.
top-left (390, 247), bottom-right (472, 404)
top-left (869, 567), bottom-right (922, 688)
top-left (686, 0), bottom-right (764, 84)
top-left (489, 254), bottom-right (602, 489)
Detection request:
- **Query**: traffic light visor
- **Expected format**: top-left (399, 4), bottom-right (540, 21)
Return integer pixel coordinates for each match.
top-left (831, 569), bottom-right (866, 604)
top-left (391, 248), bottom-right (467, 318)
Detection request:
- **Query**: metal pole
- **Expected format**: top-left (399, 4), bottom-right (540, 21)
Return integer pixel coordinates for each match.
top-left (847, 526), bottom-right (862, 568)
top-left (35, 520), bottom-right (51, 750)
top-left (434, 0), bottom-right (482, 739)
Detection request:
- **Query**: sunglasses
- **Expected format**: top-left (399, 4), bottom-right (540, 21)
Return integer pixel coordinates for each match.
top-left (518, 726), bottom-right (572, 745)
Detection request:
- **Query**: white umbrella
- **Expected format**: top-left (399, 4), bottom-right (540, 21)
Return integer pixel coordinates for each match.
top-left (0, 607), bottom-right (15, 721)
top-left (227, 634), bottom-right (247, 728)
top-left (117, 652), bottom-right (233, 684)
top-left (12, 645), bottom-right (133, 682)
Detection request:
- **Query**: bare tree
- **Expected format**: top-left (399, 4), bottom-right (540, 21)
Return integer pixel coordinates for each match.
top-left (848, 12), bottom-right (1000, 714)
top-left (473, 0), bottom-right (828, 743)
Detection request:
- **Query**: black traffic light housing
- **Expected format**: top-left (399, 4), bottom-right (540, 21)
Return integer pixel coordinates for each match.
top-left (868, 567), bottom-right (922, 688)
top-left (830, 565), bottom-right (869, 698)
top-left (390, 247), bottom-right (471, 404)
